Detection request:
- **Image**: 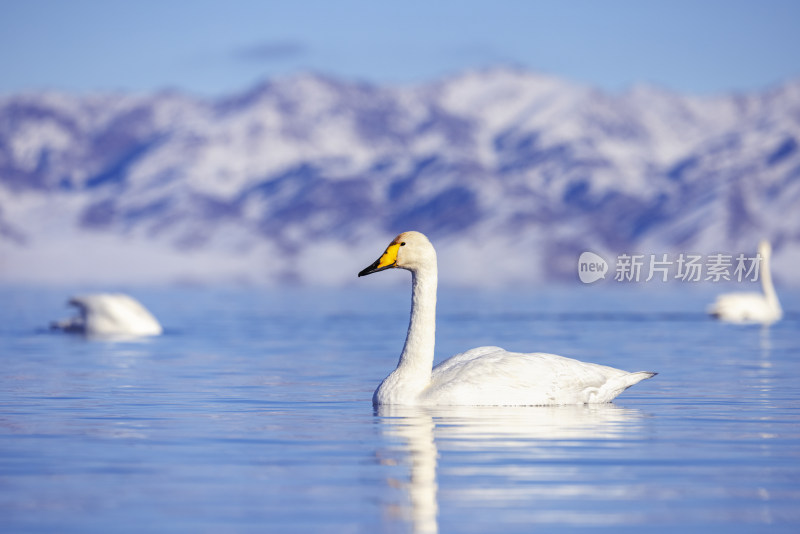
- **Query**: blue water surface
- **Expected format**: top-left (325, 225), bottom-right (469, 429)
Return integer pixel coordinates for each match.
top-left (0, 284), bottom-right (799, 533)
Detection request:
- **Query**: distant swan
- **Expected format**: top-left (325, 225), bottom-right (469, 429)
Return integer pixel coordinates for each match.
top-left (708, 240), bottom-right (782, 324)
top-left (51, 293), bottom-right (163, 337)
top-left (358, 231), bottom-right (655, 406)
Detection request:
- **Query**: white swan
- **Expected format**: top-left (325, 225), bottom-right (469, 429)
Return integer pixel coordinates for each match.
top-left (708, 240), bottom-right (782, 324)
top-left (358, 231), bottom-right (655, 406)
top-left (51, 293), bottom-right (163, 337)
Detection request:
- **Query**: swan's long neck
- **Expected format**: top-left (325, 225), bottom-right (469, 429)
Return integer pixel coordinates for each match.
top-left (396, 264), bottom-right (438, 387)
top-left (760, 251), bottom-right (781, 312)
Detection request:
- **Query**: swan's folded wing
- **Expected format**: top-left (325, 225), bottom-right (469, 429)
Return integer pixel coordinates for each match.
top-left (432, 346), bottom-right (506, 374)
top-left (427, 348), bottom-right (631, 405)
top-left (66, 294), bottom-right (162, 336)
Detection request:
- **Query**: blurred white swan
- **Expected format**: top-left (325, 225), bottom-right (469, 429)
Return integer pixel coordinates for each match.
top-left (359, 231), bottom-right (655, 406)
top-left (51, 293), bottom-right (163, 337)
top-left (708, 240), bottom-right (782, 324)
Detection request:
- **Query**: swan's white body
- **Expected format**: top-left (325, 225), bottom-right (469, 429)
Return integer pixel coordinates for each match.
top-left (359, 231), bottom-right (655, 406)
top-left (51, 293), bottom-right (163, 337)
top-left (708, 241), bottom-right (782, 324)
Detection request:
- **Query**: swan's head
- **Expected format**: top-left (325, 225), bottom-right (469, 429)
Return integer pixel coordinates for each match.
top-left (758, 240), bottom-right (772, 259)
top-left (358, 231), bottom-right (436, 277)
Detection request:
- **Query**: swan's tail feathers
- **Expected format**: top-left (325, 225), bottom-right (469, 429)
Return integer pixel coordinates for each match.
top-left (624, 371), bottom-right (657, 388)
top-left (596, 371), bottom-right (656, 403)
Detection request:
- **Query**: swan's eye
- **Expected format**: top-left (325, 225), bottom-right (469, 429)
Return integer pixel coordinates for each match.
top-left (400, 242), bottom-right (406, 246)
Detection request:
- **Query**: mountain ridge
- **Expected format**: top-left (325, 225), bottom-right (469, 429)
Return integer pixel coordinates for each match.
top-left (1, 67), bottom-right (799, 286)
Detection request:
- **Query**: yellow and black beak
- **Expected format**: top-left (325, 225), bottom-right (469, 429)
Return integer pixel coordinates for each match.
top-left (358, 243), bottom-right (401, 277)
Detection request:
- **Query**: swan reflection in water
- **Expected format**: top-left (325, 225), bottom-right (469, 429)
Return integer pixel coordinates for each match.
top-left (375, 404), bottom-right (647, 534)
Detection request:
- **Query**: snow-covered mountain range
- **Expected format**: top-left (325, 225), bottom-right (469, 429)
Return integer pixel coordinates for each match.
top-left (1, 67), bottom-right (799, 286)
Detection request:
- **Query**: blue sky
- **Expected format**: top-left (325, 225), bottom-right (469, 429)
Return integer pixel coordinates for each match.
top-left (1, 0), bottom-right (798, 96)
